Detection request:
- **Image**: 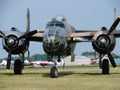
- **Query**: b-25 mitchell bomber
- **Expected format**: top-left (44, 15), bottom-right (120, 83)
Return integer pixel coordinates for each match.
top-left (1, 8), bottom-right (120, 78)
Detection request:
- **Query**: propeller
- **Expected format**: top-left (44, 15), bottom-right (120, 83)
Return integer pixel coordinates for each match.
top-left (17, 29), bottom-right (40, 40)
top-left (101, 17), bottom-right (120, 67)
top-left (92, 16), bottom-right (120, 68)
top-left (106, 17), bottom-right (120, 67)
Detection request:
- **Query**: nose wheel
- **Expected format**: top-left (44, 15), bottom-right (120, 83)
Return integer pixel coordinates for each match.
top-left (50, 66), bottom-right (58, 78)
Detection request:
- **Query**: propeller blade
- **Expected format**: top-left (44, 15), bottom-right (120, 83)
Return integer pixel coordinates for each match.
top-left (18, 30), bottom-right (40, 40)
top-left (26, 8), bottom-right (30, 32)
top-left (107, 16), bottom-right (120, 35)
top-left (0, 31), bottom-right (8, 39)
top-left (108, 53), bottom-right (116, 68)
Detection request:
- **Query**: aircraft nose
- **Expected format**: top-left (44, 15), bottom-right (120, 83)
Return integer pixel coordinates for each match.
top-left (44, 36), bottom-right (60, 52)
top-left (49, 37), bottom-right (60, 50)
top-left (48, 36), bottom-right (54, 44)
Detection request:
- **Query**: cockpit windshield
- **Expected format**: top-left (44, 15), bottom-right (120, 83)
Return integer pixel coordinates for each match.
top-left (43, 20), bottom-right (67, 43)
top-left (43, 25), bottom-right (67, 42)
top-left (48, 27), bottom-right (55, 37)
top-left (46, 26), bottom-right (64, 37)
top-left (46, 21), bottom-right (65, 28)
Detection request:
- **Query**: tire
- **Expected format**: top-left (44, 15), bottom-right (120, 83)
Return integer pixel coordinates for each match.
top-left (50, 66), bottom-right (58, 78)
top-left (102, 59), bottom-right (109, 74)
top-left (14, 59), bottom-right (22, 75)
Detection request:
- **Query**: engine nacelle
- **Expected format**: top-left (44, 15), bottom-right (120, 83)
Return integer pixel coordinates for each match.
top-left (92, 30), bottom-right (116, 54)
top-left (2, 31), bottom-right (29, 54)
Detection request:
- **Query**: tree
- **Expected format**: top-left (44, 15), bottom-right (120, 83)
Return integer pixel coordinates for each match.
top-left (81, 51), bottom-right (120, 59)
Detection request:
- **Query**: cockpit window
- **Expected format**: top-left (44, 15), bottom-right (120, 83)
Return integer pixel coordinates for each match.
top-left (48, 29), bottom-right (55, 37)
top-left (46, 21), bottom-right (65, 28)
top-left (56, 24), bottom-right (65, 28)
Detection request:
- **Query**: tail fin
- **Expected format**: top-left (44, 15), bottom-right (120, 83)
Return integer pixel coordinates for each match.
top-left (26, 8), bottom-right (30, 32)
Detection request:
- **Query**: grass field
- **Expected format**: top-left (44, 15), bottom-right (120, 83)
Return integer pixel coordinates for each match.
top-left (0, 65), bottom-right (120, 90)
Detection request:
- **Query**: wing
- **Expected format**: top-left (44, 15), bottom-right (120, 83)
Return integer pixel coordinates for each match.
top-left (69, 30), bottom-right (97, 42)
top-left (70, 16), bottom-right (120, 42)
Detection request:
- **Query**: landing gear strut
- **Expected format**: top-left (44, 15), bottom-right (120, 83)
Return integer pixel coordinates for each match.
top-left (6, 53), bottom-right (11, 69)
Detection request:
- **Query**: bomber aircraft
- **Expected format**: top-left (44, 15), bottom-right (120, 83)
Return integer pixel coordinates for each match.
top-left (1, 8), bottom-right (120, 78)
top-left (0, 8), bottom-right (39, 74)
top-left (31, 14), bottom-right (120, 78)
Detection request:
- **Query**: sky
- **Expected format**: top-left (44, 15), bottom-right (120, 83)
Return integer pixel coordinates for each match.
top-left (0, 0), bottom-right (120, 58)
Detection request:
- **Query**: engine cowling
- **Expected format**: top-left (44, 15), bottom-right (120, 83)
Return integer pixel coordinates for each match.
top-left (5, 35), bottom-right (19, 49)
top-left (92, 31), bottom-right (116, 54)
top-left (2, 34), bottom-right (29, 54)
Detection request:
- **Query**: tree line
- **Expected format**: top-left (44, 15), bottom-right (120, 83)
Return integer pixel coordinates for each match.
top-left (81, 51), bottom-right (120, 59)
top-left (0, 51), bottom-right (120, 63)
top-left (0, 54), bottom-right (47, 63)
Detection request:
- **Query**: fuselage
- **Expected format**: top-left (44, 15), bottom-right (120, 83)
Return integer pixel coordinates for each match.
top-left (43, 17), bottom-right (76, 56)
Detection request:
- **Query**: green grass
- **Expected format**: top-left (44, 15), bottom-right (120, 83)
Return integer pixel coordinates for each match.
top-left (0, 65), bottom-right (120, 90)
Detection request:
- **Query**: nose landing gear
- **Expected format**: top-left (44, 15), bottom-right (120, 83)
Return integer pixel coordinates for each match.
top-left (50, 66), bottom-right (58, 78)
top-left (49, 56), bottom-right (59, 78)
